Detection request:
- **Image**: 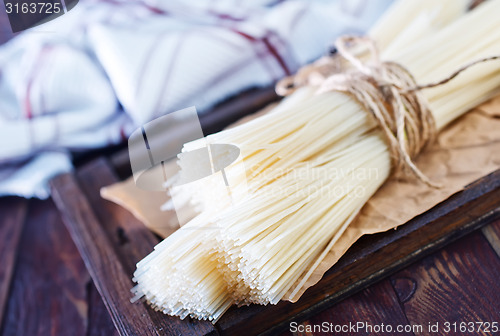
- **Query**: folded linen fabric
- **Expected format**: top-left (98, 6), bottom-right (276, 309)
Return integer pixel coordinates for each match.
top-left (0, 0), bottom-right (391, 198)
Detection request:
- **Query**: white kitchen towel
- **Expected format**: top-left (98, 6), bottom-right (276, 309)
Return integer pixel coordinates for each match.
top-left (0, 0), bottom-right (391, 198)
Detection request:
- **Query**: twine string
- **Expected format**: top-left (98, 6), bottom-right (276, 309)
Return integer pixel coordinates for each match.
top-left (276, 35), bottom-right (499, 187)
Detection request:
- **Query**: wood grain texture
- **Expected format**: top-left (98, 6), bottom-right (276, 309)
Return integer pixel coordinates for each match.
top-left (51, 173), bottom-right (163, 336)
top-left (76, 159), bottom-right (162, 272)
top-left (0, 198), bottom-right (27, 331)
top-left (50, 162), bottom-right (217, 336)
top-left (216, 169), bottom-right (500, 336)
top-left (48, 164), bottom-right (500, 336)
top-left (75, 158), bottom-right (218, 335)
top-left (87, 282), bottom-right (120, 336)
top-left (46, 160), bottom-right (500, 336)
top-left (303, 280), bottom-right (412, 336)
top-left (390, 231), bottom-right (500, 336)
top-left (481, 219), bottom-right (500, 258)
top-left (1, 199), bottom-right (88, 336)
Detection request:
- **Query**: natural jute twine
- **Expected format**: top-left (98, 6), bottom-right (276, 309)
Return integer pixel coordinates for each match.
top-left (276, 35), bottom-right (499, 187)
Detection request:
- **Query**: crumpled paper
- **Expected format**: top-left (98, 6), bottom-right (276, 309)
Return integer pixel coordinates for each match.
top-left (101, 94), bottom-right (500, 301)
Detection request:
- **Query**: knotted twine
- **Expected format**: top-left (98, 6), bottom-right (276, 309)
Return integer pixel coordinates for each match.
top-left (276, 35), bottom-right (499, 187)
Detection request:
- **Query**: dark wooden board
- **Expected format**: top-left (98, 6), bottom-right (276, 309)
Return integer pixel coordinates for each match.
top-left (0, 198), bottom-right (27, 330)
top-left (281, 221), bottom-right (500, 336)
top-left (390, 230), bottom-right (500, 333)
top-left (50, 155), bottom-right (500, 336)
top-left (76, 159), bottom-right (218, 335)
top-left (304, 279), bottom-right (413, 336)
top-left (482, 219), bottom-right (500, 259)
top-left (1, 199), bottom-right (89, 336)
top-left (76, 160), bottom-right (162, 273)
top-left (215, 169), bottom-right (500, 336)
top-left (87, 282), bottom-right (120, 336)
top-left (50, 160), bottom-right (217, 336)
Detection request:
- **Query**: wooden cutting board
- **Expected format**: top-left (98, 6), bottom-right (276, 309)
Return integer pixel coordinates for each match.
top-left (49, 86), bottom-right (500, 335)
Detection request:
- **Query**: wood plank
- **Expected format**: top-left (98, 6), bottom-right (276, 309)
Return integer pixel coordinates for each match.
top-left (77, 158), bottom-right (216, 334)
top-left (481, 219), bottom-right (500, 258)
top-left (76, 158), bottom-right (162, 272)
top-left (1, 199), bottom-right (88, 336)
top-left (50, 173), bottom-right (166, 336)
top-left (286, 280), bottom-right (414, 336)
top-left (50, 164), bottom-right (217, 336)
top-left (75, 158), bottom-right (218, 335)
top-left (216, 169), bottom-right (500, 336)
top-left (0, 198), bottom-right (27, 330)
top-left (87, 282), bottom-right (120, 336)
top-left (390, 231), bottom-right (500, 335)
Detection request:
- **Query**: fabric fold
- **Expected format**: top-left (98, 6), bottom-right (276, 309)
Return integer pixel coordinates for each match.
top-left (0, 0), bottom-right (391, 198)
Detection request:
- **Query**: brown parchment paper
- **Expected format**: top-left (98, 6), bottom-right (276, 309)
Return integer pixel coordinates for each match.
top-left (100, 95), bottom-right (500, 301)
top-left (100, 178), bottom-right (179, 237)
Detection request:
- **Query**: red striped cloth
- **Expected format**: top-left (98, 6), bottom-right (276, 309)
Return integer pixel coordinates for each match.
top-left (0, 0), bottom-right (391, 198)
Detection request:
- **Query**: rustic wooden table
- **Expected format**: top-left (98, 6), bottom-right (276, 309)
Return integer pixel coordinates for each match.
top-left (1, 190), bottom-right (500, 335)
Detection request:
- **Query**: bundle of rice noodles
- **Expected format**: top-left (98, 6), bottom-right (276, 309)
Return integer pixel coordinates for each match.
top-left (132, 0), bottom-right (500, 322)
